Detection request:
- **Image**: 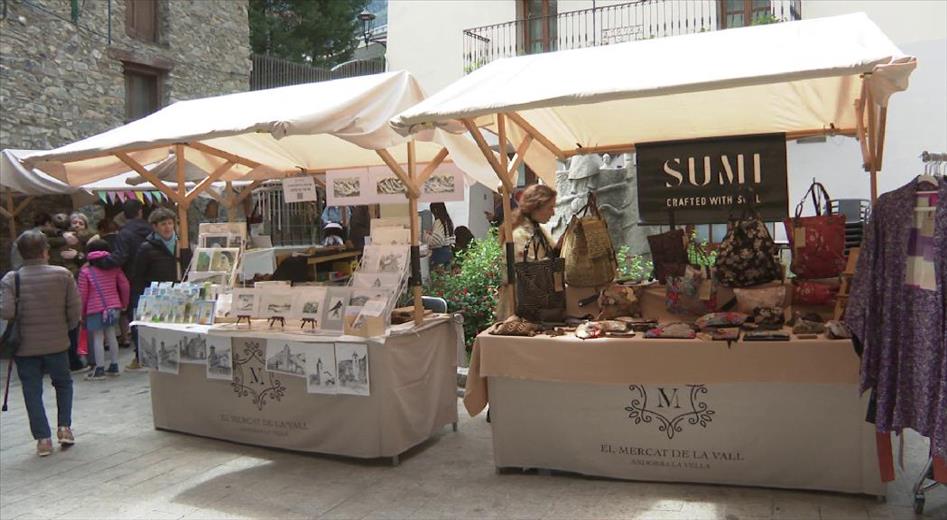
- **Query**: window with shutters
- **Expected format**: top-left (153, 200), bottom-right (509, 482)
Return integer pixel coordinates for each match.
top-left (126, 0), bottom-right (159, 42)
top-left (124, 63), bottom-right (162, 122)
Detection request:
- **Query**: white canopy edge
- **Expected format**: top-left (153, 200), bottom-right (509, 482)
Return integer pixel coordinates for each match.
top-left (1, 149), bottom-right (251, 195)
top-left (390, 12), bottom-right (917, 180)
top-left (20, 71), bottom-right (498, 192)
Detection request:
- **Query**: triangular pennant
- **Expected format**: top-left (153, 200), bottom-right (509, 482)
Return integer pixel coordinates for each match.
top-left (97, 192), bottom-right (108, 204)
top-left (135, 192), bottom-right (145, 203)
top-left (143, 191), bottom-right (152, 203)
top-left (107, 192), bottom-right (118, 204)
top-left (125, 191), bottom-right (136, 201)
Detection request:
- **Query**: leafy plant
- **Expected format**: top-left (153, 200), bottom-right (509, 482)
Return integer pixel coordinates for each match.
top-left (616, 245), bottom-right (654, 282)
top-left (750, 13), bottom-right (782, 26)
top-left (686, 229), bottom-right (717, 267)
top-left (426, 229), bottom-right (504, 349)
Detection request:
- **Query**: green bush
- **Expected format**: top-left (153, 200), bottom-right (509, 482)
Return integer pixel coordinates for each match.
top-left (426, 228), bottom-right (504, 349)
top-left (616, 245), bottom-right (654, 282)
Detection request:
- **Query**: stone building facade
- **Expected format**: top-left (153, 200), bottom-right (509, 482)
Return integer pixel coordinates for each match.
top-left (0, 0), bottom-right (250, 269)
top-left (0, 0), bottom-right (251, 151)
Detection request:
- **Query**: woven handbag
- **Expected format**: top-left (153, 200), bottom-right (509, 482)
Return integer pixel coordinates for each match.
top-left (783, 181), bottom-right (847, 279)
top-left (561, 193), bottom-right (618, 287)
top-left (514, 227), bottom-right (566, 322)
top-left (714, 190), bottom-right (783, 288)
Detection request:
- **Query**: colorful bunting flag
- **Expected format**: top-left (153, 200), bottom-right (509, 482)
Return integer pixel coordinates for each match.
top-left (135, 192), bottom-right (144, 203)
top-left (97, 192), bottom-right (108, 204)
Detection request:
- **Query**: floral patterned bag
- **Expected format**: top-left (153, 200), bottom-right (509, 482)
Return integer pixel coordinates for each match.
top-left (783, 181), bottom-right (847, 279)
top-left (665, 266), bottom-right (717, 316)
top-left (714, 190), bottom-right (783, 288)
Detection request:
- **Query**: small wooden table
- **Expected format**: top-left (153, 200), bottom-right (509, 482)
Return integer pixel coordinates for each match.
top-left (305, 248), bottom-right (362, 279)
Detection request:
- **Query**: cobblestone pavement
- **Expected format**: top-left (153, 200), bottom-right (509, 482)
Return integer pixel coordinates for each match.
top-left (1, 353), bottom-right (943, 520)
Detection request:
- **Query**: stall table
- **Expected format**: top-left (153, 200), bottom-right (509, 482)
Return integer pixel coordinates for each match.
top-left (142, 317), bottom-right (460, 464)
top-left (464, 330), bottom-right (883, 496)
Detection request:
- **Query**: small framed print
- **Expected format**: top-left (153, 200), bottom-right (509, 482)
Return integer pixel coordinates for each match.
top-left (323, 288), bottom-right (350, 331)
top-left (258, 291), bottom-right (297, 319)
top-left (201, 233), bottom-right (231, 249)
top-left (231, 289), bottom-right (258, 316)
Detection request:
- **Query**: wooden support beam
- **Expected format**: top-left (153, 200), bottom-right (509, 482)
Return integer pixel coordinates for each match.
top-left (115, 152), bottom-right (182, 204)
top-left (23, 144), bottom-right (168, 167)
top-left (14, 196), bottom-right (33, 217)
top-left (507, 134), bottom-right (533, 182)
top-left (461, 118), bottom-right (510, 192)
top-left (406, 141), bottom-right (424, 327)
top-left (865, 90), bottom-right (879, 204)
top-left (854, 81), bottom-right (872, 172)
top-left (175, 144), bottom-right (190, 247)
top-left (375, 149), bottom-right (420, 198)
top-left (185, 160), bottom-right (234, 204)
top-left (187, 141), bottom-right (262, 170)
top-left (505, 111), bottom-right (566, 160)
top-left (416, 147), bottom-right (449, 188)
top-left (234, 179), bottom-right (264, 205)
top-left (875, 106), bottom-right (888, 172)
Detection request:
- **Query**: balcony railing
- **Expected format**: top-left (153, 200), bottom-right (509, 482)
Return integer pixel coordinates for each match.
top-left (250, 54), bottom-right (386, 90)
top-left (463, 0), bottom-right (801, 73)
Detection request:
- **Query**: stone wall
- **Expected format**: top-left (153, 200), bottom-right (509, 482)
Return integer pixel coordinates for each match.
top-left (0, 0), bottom-right (251, 150)
top-left (0, 0), bottom-right (250, 270)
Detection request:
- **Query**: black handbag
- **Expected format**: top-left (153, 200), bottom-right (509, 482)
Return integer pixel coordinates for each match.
top-left (714, 189), bottom-right (783, 288)
top-left (0, 272), bottom-right (22, 359)
top-left (648, 228), bottom-right (688, 283)
top-left (514, 226), bottom-right (566, 322)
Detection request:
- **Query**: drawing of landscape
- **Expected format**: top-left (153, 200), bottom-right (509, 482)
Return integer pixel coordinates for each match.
top-left (265, 340), bottom-right (306, 378)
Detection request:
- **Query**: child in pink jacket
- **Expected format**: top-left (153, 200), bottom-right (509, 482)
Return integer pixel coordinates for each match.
top-left (78, 240), bottom-right (130, 380)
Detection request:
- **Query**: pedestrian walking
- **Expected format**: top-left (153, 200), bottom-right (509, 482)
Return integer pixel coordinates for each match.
top-left (77, 240), bottom-right (130, 381)
top-left (0, 230), bottom-right (81, 456)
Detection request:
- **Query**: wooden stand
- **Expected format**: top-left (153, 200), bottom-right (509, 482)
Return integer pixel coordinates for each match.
top-left (833, 247), bottom-right (860, 320)
top-left (300, 318), bottom-right (318, 330)
top-left (236, 315), bottom-right (252, 328)
top-left (268, 316), bottom-right (286, 329)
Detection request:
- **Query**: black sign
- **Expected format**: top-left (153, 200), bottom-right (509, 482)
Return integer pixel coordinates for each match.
top-left (636, 133), bottom-right (789, 224)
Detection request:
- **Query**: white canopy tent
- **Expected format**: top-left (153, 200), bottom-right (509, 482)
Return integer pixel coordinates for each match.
top-left (390, 12), bottom-right (917, 309)
top-left (19, 70), bottom-right (500, 324)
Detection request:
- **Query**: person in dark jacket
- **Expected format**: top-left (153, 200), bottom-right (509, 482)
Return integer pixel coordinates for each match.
top-left (108, 200), bottom-right (152, 283)
top-left (126, 208), bottom-right (189, 370)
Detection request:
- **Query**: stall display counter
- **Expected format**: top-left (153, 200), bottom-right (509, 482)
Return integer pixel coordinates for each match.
top-left (143, 316), bottom-right (460, 465)
top-left (465, 330), bottom-right (883, 496)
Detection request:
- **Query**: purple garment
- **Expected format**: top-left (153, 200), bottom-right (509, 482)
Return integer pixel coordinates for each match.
top-left (845, 178), bottom-right (947, 458)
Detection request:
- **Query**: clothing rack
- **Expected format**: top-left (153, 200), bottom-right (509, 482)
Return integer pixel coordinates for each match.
top-left (909, 147), bottom-right (945, 515)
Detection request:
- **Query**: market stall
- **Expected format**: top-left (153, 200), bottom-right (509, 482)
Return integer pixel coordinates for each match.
top-left (16, 71), bottom-right (499, 458)
top-left (139, 316), bottom-right (461, 464)
top-left (391, 13), bottom-right (924, 495)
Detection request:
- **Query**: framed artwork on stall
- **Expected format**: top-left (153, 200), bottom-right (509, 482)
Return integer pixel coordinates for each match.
top-left (360, 245), bottom-right (409, 275)
top-left (304, 342), bottom-right (337, 394)
top-left (290, 287), bottom-right (327, 325)
top-left (419, 169), bottom-right (464, 203)
top-left (335, 342), bottom-right (370, 396)
top-left (210, 248), bottom-right (239, 273)
top-left (325, 169), bottom-right (368, 206)
top-left (258, 291), bottom-right (297, 319)
top-left (352, 272), bottom-right (402, 290)
top-left (231, 289), bottom-right (258, 316)
top-left (323, 288), bottom-right (350, 331)
top-left (201, 233), bottom-right (231, 248)
top-left (194, 249), bottom-right (213, 272)
top-left (206, 335), bottom-right (233, 381)
top-left (264, 339), bottom-right (306, 378)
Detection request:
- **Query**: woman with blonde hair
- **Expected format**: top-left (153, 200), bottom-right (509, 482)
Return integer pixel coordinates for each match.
top-left (500, 184), bottom-right (558, 263)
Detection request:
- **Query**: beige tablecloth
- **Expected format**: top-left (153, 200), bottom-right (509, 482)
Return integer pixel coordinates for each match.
top-left (145, 317), bottom-right (459, 458)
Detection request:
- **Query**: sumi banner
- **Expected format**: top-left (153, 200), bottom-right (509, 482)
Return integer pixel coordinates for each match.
top-left (636, 133), bottom-right (789, 224)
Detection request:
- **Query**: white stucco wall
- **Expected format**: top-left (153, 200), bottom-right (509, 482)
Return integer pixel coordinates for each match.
top-left (782, 0), bottom-right (947, 228)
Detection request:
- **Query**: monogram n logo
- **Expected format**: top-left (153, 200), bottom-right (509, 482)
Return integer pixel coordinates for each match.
top-left (231, 340), bottom-right (286, 410)
top-left (624, 385), bottom-right (715, 439)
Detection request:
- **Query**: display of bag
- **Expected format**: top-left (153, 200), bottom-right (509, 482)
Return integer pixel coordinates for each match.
top-left (514, 226), bottom-right (566, 322)
top-left (792, 279), bottom-right (839, 306)
top-left (714, 189), bottom-right (783, 287)
top-left (644, 322), bottom-right (697, 339)
top-left (666, 266), bottom-right (717, 316)
top-left (749, 306), bottom-right (786, 329)
top-left (0, 272), bottom-right (22, 359)
top-left (733, 285), bottom-right (787, 314)
top-left (561, 193), bottom-right (618, 287)
top-left (695, 312), bottom-right (748, 331)
top-left (596, 283), bottom-right (643, 320)
top-left (783, 181), bottom-right (847, 279)
top-left (648, 228), bottom-right (688, 283)
top-left (489, 316), bottom-right (542, 337)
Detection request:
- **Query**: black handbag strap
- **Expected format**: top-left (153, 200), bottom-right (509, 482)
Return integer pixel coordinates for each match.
top-left (795, 181), bottom-right (833, 218)
top-left (522, 220), bottom-right (554, 262)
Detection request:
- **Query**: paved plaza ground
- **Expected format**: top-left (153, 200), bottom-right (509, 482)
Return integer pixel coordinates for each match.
top-left (0, 351), bottom-right (943, 520)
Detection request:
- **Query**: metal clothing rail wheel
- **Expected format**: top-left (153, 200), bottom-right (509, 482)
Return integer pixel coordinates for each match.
top-left (912, 456), bottom-right (943, 514)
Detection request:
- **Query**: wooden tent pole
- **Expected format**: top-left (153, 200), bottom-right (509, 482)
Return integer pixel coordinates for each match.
top-left (407, 141), bottom-right (424, 326)
top-left (496, 113), bottom-right (518, 315)
top-left (875, 106), bottom-right (888, 174)
top-left (175, 144), bottom-right (189, 247)
top-left (865, 90), bottom-right (879, 204)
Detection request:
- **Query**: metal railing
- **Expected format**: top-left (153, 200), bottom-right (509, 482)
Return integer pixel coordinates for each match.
top-left (250, 54), bottom-right (386, 90)
top-left (463, 0), bottom-right (801, 73)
